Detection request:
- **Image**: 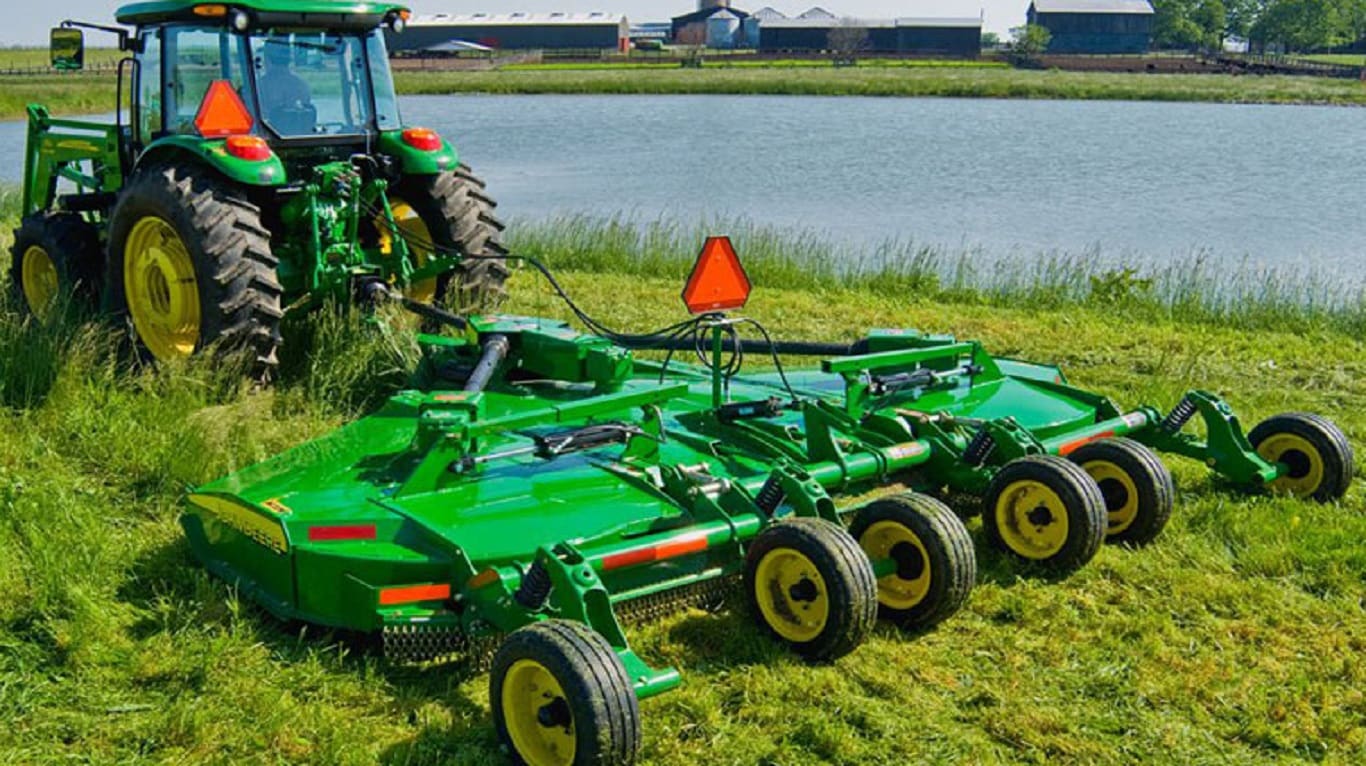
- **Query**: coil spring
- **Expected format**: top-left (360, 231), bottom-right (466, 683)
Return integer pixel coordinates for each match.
top-left (1162, 396), bottom-right (1197, 433)
top-left (514, 560), bottom-right (553, 610)
top-left (755, 474), bottom-right (786, 516)
top-left (963, 428), bottom-right (996, 466)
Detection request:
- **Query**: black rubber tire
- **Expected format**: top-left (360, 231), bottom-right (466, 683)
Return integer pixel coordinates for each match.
top-left (1248, 413), bottom-right (1354, 503)
top-left (744, 517), bottom-right (877, 662)
top-left (1070, 438), bottom-right (1174, 547)
top-left (107, 165), bottom-right (283, 375)
top-left (982, 454), bottom-right (1107, 575)
top-left (490, 620), bottom-right (641, 766)
top-left (8, 212), bottom-right (102, 317)
top-left (390, 163), bottom-right (510, 313)
top-left (848, 492), bottom-right (976, 630)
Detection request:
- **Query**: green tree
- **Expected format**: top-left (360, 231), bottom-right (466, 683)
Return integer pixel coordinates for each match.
top-left (1009, 24), bottom-right (1052, 58)
top-left (1251, 0), bottom-right (1350, 51)
top-left (1153, 0), bottom-right (1229, 49)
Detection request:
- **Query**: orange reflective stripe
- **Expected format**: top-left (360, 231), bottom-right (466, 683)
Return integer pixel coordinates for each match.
top-left (379, 584), bottom-right (451, 606)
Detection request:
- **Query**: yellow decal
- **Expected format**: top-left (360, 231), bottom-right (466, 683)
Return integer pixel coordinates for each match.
top-left (189, 494), bottom-right (289, 554)
top-left (261, 497), bottom-right (293, 516)
top-left (54, 139), bottom-right (101, 153)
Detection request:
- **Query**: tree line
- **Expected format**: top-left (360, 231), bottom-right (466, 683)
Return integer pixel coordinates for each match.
top-left (1153, 0), bottom-right (1366, 52)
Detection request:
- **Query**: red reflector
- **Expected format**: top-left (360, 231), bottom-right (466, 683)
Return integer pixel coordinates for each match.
top-left (601, 531), bottom-right (710, 572)
top-left (1058, 430), bottom-right (1115, 456)
top-left (401, 127), bottom-right (443, 152)
top-left (225, 135), bottom-right (271, 161)
top-left (195, 79), bottom-right (254, 138)
top-left (379, 583), bottom-right (451, 605)
top-left (308, 524), bottom-right (377, 542)
top-left (681, 237), bottom-right (752, 315)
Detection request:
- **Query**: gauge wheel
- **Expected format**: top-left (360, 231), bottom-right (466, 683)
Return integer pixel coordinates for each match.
top-left (490, 620), bottom-right (640, 766)
top-left (849, 492), bottom-right (976, 629)
top-left (1070, 438), bottom-right (1174, 546)
top-left (744, 517), bottom-right (877, 661)
top-left (1248, 413), bottom-right (1354, 502)
top-left (982, 455), bottom-right (1107, 575)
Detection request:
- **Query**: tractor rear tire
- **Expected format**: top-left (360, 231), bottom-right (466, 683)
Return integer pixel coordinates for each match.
top-left (1069, 438), bottom-right (1174, 546)
top-left (982, 455), bottom-right (1107, 575)
top-left (744, 517), bottom-right (877, 662)
top-left (848, 492), bottom-right (976, 630)
top-left (9, 212), bottom-right (101, 320)
top-left (107, 165), bottom-right (283, 375)
top-left (390, 164), bottom-right (509, 313)
top-left (491, 620), bottom-right (641, 766)
top-left (1248, 413), bottom-right (1354, 502)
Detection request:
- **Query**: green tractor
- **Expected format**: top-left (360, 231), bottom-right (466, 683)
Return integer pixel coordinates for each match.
top-left (13, 1), bottom-right (508, 372)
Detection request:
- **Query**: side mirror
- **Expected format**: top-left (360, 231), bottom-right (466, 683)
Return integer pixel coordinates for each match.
top-left (51, 27), bottom-right (85, 71)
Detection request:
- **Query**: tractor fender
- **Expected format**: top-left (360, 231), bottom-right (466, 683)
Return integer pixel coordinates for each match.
top-left (135, 136), bottom-right (287, 187)
top-left (378, 130), bottom-right (459, 175)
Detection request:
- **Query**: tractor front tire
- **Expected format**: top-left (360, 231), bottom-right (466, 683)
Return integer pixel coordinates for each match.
top-left (390, 164), bottom-right (509, 313)
top-left (9, 212), bottom-right (101, 320)
top-left (107, 165), bottom-right (283, 374)
top-left (491, 620), bottom-right (641, 766)
top-left (1248, 413), bottom-right (1354, 502)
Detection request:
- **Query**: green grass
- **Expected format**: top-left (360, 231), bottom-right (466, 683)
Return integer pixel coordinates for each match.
top-left (0, 73), bottom-right (117, 120)
top-left (1303, 54), bottom-right (1366, 67)
top-left (396, 66), bottom-right (1366, 105)
top-left (1, 204), bottom-right (1364, 763)
top-left (0, 47), bottom-right (124, 71)
top-left (4, 54), bottom-right (1365, 122)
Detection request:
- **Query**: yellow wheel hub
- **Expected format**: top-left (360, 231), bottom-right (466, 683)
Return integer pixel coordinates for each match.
top-left (860, 520), bottom-right (932, 610)
top-left (501, 659), bottom-right (576, 766)
top-left (995, 479), bottom-right (1070, 559)
top-left (753, 548), bottom-right (830, 643)
top-left (124, 216), bottom-right (200, 361)
top-left (380, 199), bottom-right (439, 305)
top-left (1083, 461), bottom-right (1140, 536)
top-left (20, 245), bottom-right (60, 320)
top-left (1258, 433), bottom-right (1325, 498)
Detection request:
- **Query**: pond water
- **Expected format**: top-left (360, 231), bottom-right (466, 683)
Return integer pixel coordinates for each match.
top-left (5, 94), bottom-right (1364, 277)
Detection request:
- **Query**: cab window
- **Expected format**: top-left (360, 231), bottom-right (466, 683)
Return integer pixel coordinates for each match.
top-left (163, 27), bottom-right (251, 135)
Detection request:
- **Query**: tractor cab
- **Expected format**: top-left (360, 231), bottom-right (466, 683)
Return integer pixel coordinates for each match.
top-left (114, 2), bottom-right (409, 151)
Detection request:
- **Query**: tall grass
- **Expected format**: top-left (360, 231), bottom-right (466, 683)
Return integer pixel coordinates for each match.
top-left (505, 213), bottom-right (1366, 337)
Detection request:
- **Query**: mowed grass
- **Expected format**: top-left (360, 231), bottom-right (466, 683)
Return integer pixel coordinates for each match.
top-left (396, 66), bottom-right (1366, 105)
top-left (1, 217), bottom-right (1365, 763)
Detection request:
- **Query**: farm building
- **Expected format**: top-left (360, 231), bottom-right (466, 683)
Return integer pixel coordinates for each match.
top-left (671, 2), bottom-right (753, 46)
top-left (389, 12), bottom-right (629, 53)
top-left (758, 16), bottom-right (982, 57)
top-left (1026, 0), bottom-right (1154, 54)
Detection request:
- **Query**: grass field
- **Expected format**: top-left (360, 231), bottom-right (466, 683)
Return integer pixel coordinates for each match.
top-left (0, 199), bottom-right (1363, 763)
top-left (2, 55), bottom-right (1365, 122)
top-left (394, 66), bottom-right (1366, 105)
top-left (1304, 54), bottom-right (1366, 67)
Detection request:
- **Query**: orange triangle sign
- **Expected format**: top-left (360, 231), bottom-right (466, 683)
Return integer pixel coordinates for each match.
top-left (681, 237), bottom-right (751, 315)
top-left (195, 79), bottom-right (254, 138)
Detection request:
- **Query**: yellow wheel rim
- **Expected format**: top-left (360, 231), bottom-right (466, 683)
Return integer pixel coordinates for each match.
top-left (20, 245), bottom-right (60, 320)
top-left (753, 547), bottom-right (829, 643)
top-left (380, 199), bottom-right (438, 305)
top-left (124, 216), bottom-right (200, 361)
top-left (1083, 461), bottom-right (1141, 536)
top-left (859, 520), bottom-right (932, 610)
top-left (501, 659), bottom-right (576, 766)
top-left (1258, 433), bottom-right (1325, 498)
top-left (994, 479), bottom-right (1070, 560)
